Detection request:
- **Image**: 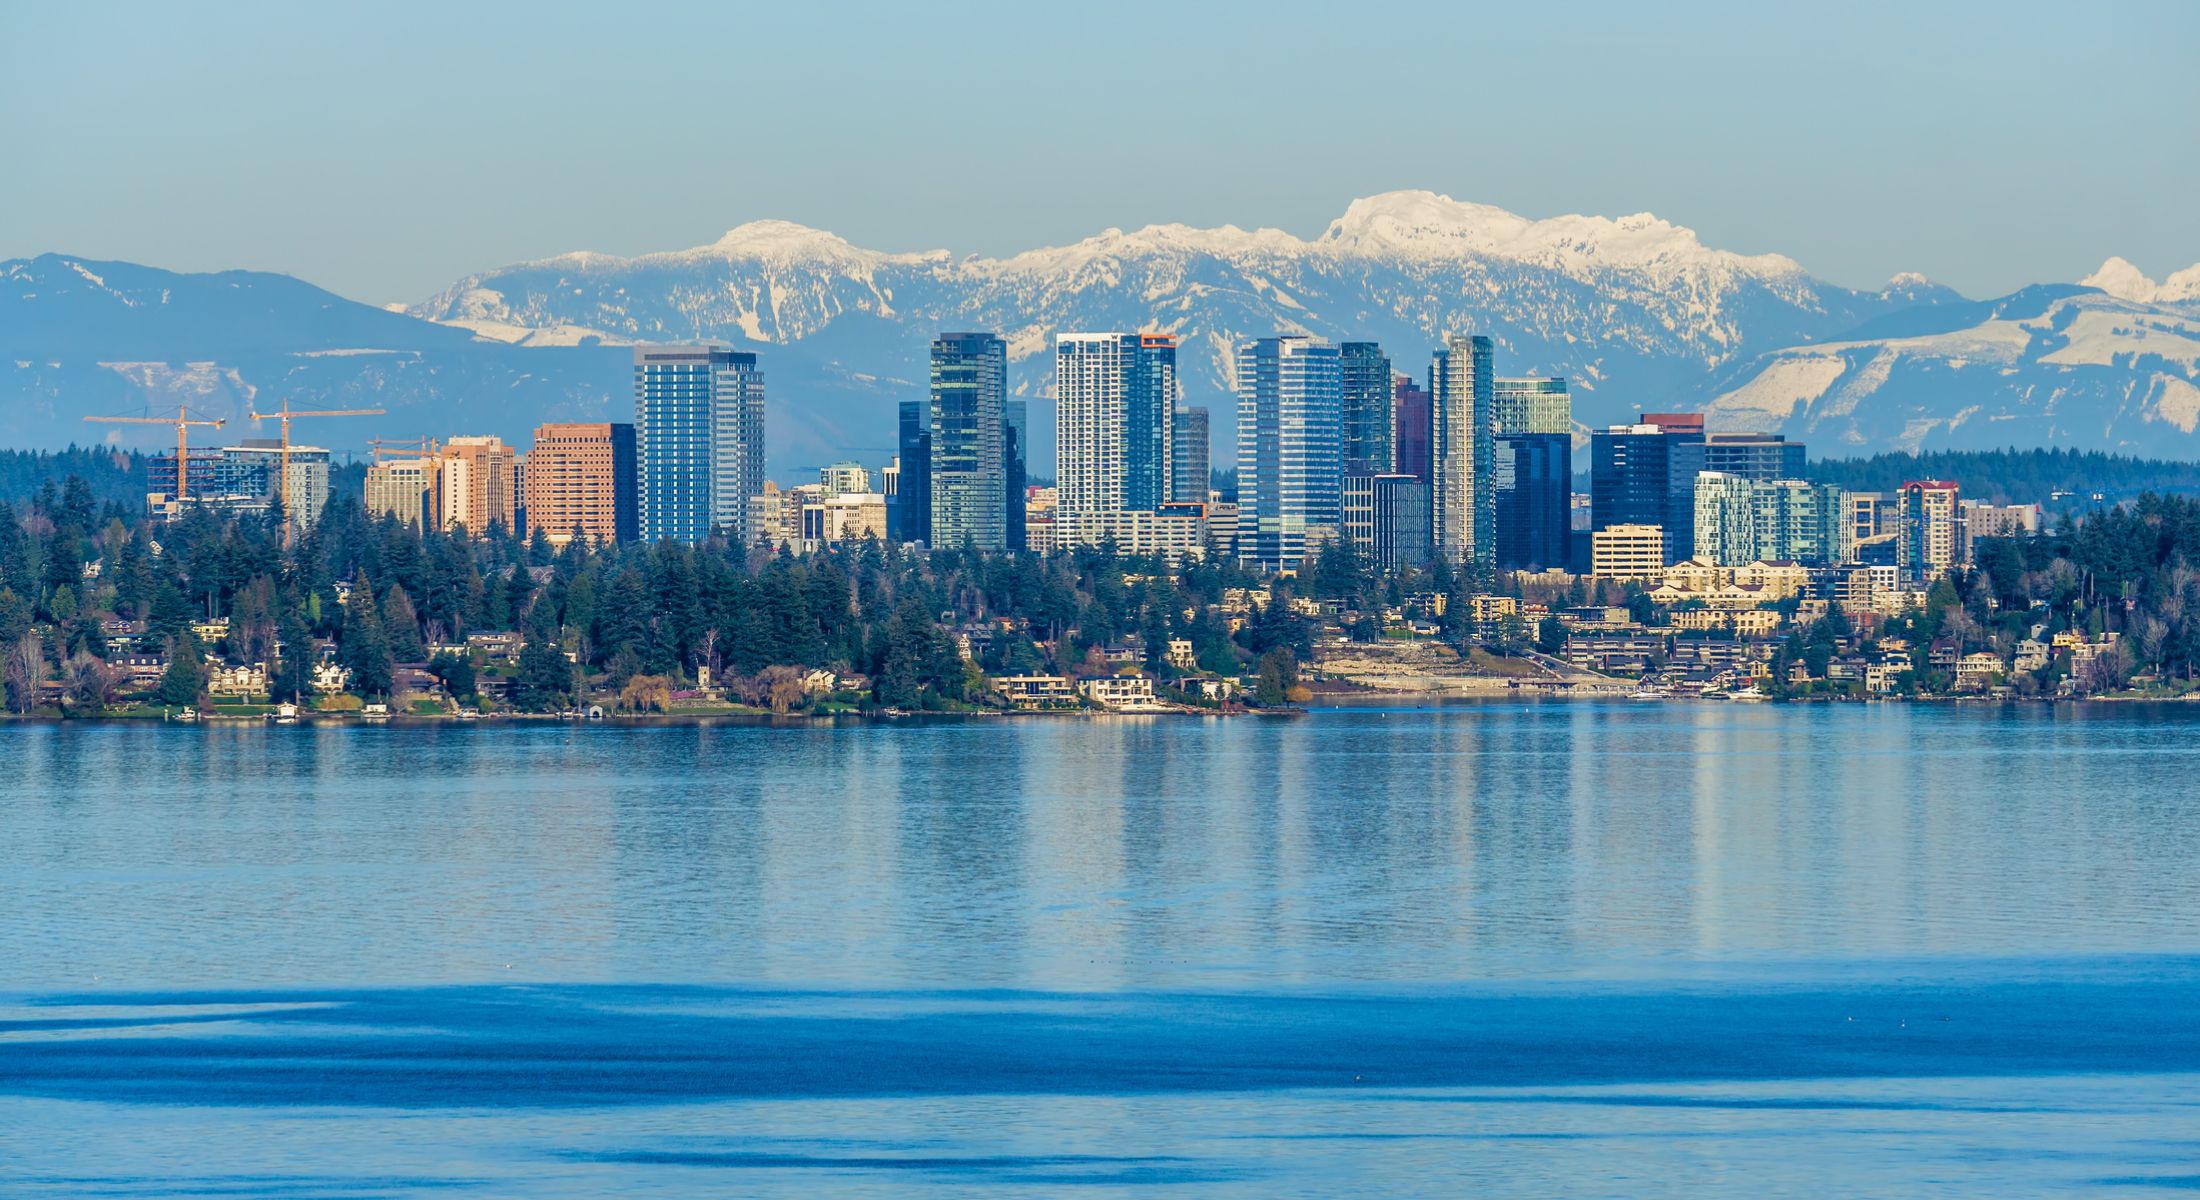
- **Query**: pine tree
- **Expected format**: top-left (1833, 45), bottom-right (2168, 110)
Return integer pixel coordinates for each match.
top-left (273, 609), bottom-right (314, 702)
top-left (340, 577), bottom-right (393, 697)
top-left (159, 634), bottom-right (204, 707)
top-left (382, 584), bottom-right (427, 663)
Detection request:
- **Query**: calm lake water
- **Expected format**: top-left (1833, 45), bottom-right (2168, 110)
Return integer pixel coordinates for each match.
top-left (4, 703), bottom-right (2198, 1196)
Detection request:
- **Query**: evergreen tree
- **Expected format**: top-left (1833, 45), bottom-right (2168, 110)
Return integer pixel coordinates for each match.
top-left (513, 638), bottom-right (572, 712)
top-left (273, 609), bottom-right (314, 703)
top-left (159, 634), bottom-right (204, 707)
top-left (340, 578), bottom-right (393, 696)
top-left (382, 584), bottom-right (427, 663)
top-left (428, 649), bottom-right (476, 702)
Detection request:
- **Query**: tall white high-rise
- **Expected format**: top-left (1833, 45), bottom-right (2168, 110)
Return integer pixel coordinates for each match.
top-left (1054, 332), bottom-right (1176, 530)
top-left (1430, 334), bottom-right (1495, 570)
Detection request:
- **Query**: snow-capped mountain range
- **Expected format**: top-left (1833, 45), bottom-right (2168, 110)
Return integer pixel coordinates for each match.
top-left (9, 191), bottom-right (2199, 471)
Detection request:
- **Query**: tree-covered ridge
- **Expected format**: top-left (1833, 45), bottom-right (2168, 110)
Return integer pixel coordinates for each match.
top-left (1806, 448), bottom-right (2200, 504)
top-left (0, 446), bottom-right (146, 511)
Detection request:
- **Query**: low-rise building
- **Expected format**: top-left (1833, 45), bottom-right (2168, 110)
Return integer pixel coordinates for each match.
top-left (465, 632), bottom-right (524, 662)
top-left (994, 675), bottom-right (1076, 709)
top-left (1954, 652), bottom-right (2005, 692)
top-left (1563, 633), bottom-right (1667, 673)
top-left (1063, 508), bottom-right (1209, 564)
top-left (1591, 524), bottom-right (1665, 581)
top-left (1078, 674), bottom-right (1159, 709)
top-left (2013, 639), bottom-right (2051, 673)
top-left (206, 662), bottom-right (268, 697)
top-left (1467, 594), bottom-right (1518, 624)
top-left (1164, 638), bottom-right (1196, 670)
top-left (1667, 609), bottom-right (1783, 637)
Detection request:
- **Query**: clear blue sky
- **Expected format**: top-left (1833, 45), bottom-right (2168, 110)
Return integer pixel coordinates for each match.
top-left (4, 0), bottom-right (2194, 304)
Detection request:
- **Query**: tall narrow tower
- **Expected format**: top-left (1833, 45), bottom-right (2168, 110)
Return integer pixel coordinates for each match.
top-left (1234, 335), bottom-right (1342, 572)
top-left (928, 332), bottom-right (1008, 551)
top-left (1430, 334), bottom-right (1494, 571)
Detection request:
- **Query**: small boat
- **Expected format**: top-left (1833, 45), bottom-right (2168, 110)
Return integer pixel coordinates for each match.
top-left (362, 701), bottom-right (391, 722)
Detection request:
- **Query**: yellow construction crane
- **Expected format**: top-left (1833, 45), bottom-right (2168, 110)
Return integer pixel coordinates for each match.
top-left (83, 405), bottom-right (225, 499)
top-left (246, 399), bottom-right (385, 536)
top-left (368, 436), bottom-right (440, 463)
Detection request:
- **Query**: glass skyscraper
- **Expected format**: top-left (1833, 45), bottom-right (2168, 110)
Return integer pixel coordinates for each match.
top-left (1170, 405), bottom-right (1210, 505)
top-left (1339, 341), bottom-right (1393, 473)
top-left (928, 332), bottom-right (1008, 551)
top-left (1694, 473), bottom-right (1849, 565)
top-left (1494, 432), bottom-right (1572, 571)
top-left (1430, 334), bottom-right (1495, 570)
top-left (1494, 377), bottom-right (1572, 436)
top-left (892, 398), bottom-right (932, 546)
top-left (1392, 379), bottom-right (1432, 482)
top-left (1590, 414), bottom-right (1705, 563)
top-left (633, 345), bottom-right (764, 544)
top-left (1702, 432), bottom-right (1807, 481)
top-left (1235, 336), bottom-right (1342, 572)
top-left (1005, 397), bottom-right (1027, 552)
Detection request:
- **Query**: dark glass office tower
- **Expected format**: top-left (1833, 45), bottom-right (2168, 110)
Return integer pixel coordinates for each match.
top-left (1170, 405), bottom-right (1210, 505)
top-left (1589, 415), bottom-right (1704, 563)
top-left (892, 397), bottom-right (932, 546)
top-left (1339, 341), bottom-right (1393, 474)
top-left (1494, 432), bottom-right (1572, 571)
top-left (1702, 432), bottom-right (1806, 481)
top-left (1392, 379), bottom-right (1431, 482)
top-left (1005, 397), bottom-right (1027, 552)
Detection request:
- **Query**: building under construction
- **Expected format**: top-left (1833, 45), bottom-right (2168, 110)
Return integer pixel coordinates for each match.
top-left (147, 440), bottom-right (331, 528)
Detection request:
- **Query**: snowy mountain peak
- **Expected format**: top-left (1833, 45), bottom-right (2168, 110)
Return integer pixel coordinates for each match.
top-left (694, 220), bottom-right (948, 268)
top-left (1318, 189), bottom-right (1805, 281)
top-left (1318, 190), bottom-right (1527, 251)
top-left (2082, 256), bottom-right (2200, 305)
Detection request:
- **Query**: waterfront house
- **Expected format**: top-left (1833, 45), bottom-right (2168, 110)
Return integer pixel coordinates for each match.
top-left (994, 675), bottom-right (1076, 710)
top-left (2013, 639), bottom-right (2051, 674)
top-left (1954, 652), bottom-right (2004, 693)
top-left (206, 662), bottom-right (268, 698)
top-left (1078, 675), bottom-right (1159, 710)
top-left (311, 662), bottom-right (353, 695)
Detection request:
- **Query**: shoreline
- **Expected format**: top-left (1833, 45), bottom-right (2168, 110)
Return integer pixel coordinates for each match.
top-left (4, 690), bottom-right (2193, 727)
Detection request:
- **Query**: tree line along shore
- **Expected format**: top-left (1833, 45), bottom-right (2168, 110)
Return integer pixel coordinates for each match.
top-left (5, 475), bottom-right (2200, 721)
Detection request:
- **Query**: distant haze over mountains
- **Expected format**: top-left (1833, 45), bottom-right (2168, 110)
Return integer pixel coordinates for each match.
top-left (9, 192), bottom-right (2199, 473)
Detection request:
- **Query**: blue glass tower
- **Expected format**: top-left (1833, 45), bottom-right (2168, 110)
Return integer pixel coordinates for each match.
top-left (1234, 336), bottom-right (1342, 572)
top-left (633, 345), bottom-right (764, 543)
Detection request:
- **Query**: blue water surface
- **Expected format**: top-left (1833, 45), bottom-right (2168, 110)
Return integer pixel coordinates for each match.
top-left (4, 702), bottom-right (2197, 1195)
